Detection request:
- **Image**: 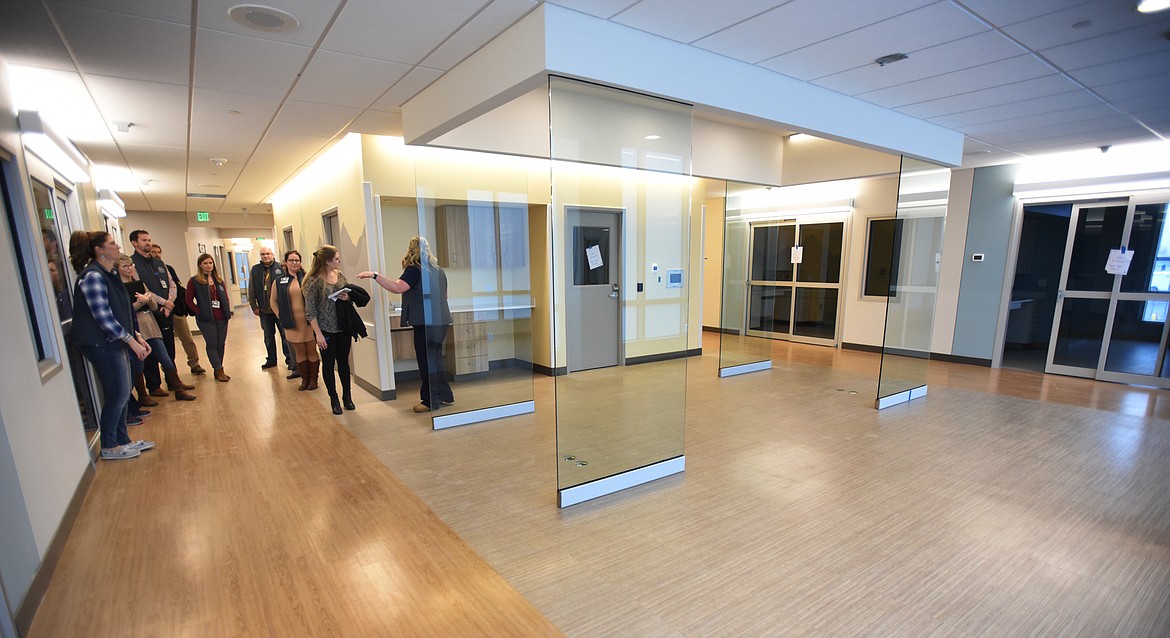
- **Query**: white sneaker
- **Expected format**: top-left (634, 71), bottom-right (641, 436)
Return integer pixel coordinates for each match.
top-left (101, 446), bottom-right (140, 460)
top-left (125, 440), bottom-right (155, 452)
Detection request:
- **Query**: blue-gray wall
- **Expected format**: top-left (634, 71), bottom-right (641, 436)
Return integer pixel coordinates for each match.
top-left (951, 164), bottom-right (1019, 361)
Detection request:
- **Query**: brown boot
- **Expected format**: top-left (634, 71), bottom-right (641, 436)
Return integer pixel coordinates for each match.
top-left (306, 361), bottom-right (319, 390)
top-left (134, 373), bottom-right (158, 407)
top-left (297, 361), bottom-right (310, 391)
top-left (165, 369), bottom-right (196, 400)
top-left (214, 368), bottom-right (230, 382)
top-left (148, 385), bottom-right (169, 397)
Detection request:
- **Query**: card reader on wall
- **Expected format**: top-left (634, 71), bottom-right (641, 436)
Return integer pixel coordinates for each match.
top-left (666, 269), bottom-right (683, 288)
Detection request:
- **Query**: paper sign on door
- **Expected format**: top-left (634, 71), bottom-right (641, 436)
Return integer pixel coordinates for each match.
top-left (791, 246), bottom-right (804, 264)
top-left (586, 244), bottom-right (604, 270)
top-left (1105, 248), bottom-right (1133, 275)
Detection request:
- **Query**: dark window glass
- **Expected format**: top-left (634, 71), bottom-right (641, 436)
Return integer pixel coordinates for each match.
top-left (865, 218), bottom-right (901, 297)
top-left (797, 222), bottom-right (843, 283)
top-left (572, 226), bottom-right (609, 286)
top-left (1120, 203), bottom-right (1170, 294)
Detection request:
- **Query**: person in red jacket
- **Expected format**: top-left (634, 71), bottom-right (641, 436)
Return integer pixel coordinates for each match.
top-left (185, 253), bottom-right (233, 382)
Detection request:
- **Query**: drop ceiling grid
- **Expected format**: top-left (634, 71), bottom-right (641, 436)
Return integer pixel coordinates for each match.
top-left (1000, 0), bottom-right (1160, 51)
top-left (290, 50), bottom-right (412, 109)
top-left (86, 76), bottom-right (189, 148)
top-left (955, 0), bottom-right (1100, 27)
top-left (692, 0), bottom-right (939, 64)
top-left (609, 0), bottom-right (784, 45)
top-left (189, 89), bottom-right (281, 157)
top-left (546, 0), bottom-right (642, 20)
top-left (927, 90), bottom-right (1102, 128)
top-left (0, 3), bottom-right (74, 70)
top-left (196, 0), bottom-right (343, 48)
top-left (979, 114), bottom-right (1142, 144)
top-left (421, 0), bottom-right (538, 70)
top-left (271, 100), bottom-right (362, 138)
top-left (859, 55), bottom-right (1058, 109)
top-left (321, 0), bottom-right (491, 65)
top-left (958, 102), bottom-right (1126, 137)
top-left (811, 31), bottom-right (1026, 96)
top-left (51, 0), bottom-right (192, 24)
top-left (895, 74), bottom-right (1085, 119)
top-left (50, 3), bottom-right (190, 84)
top-left (1037, 19), bottom-right (1170, 70)
top-left (760, 3), bottom-right (992, 82)
top-left (192, 28), bottom-right (312, 98)
top-left (371, 67), bottom-right (447, 112)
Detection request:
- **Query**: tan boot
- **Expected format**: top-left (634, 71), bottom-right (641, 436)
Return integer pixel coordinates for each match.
top-left (165, 369), bottom-right (196, 400)
top-left (134, 373), bottom-right (158, 407)
top-left (306, 361), bottom-right (319, 390)
top-left (214, 368), bottom-right (230, 382)
top-left (297, 361), bottom-right (310, 391)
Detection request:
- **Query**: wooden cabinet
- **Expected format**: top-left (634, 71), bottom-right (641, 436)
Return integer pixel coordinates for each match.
top-left (446, 312), bottom-right (488, 378)
top-left (434, 203), bottom-right (528, 269)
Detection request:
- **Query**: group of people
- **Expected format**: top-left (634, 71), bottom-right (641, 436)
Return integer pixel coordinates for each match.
top-left (68, 226), bottom-right (453, 461)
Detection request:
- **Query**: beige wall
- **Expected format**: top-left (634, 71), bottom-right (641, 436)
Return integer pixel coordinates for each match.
top-left (782, 135), bottom-right (900, 186)
top-left (701, 193), bottom-right (725, 329)
top-left (841, 176), bottom-right (900, 347)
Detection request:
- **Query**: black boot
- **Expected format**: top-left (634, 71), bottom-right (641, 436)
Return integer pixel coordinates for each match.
top-left (342, 386), bottom-right (355, 411)
top-left (330, 395), bottom-right (342, 415)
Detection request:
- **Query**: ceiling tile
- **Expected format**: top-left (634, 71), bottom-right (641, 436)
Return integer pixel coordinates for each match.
top-left (1039, 19), bottom-right (1170, 71)
top-left (52, 0), bottom-right (190, 24)
top-left (270, 100), bottom-right (361, 138)
top-left (322, 0), bottom-right (484, 64)
top-left (1011, 125), bottom-right (1156, 154)
top-left (545, 0), bottom-right (641, 19)
top-left (371, 66), bottom-right (446, 112)
top-left (762, 2), bottom-right (988, 81)
top-left (348, 110), bottom-right (404, 136)
top-left (1093, 71), bottom-right (1170, 102)
top-left (693, 0), bottom-right (936, 63)
top-left (1112, 92), bottom-right (1170, 114)
top-left (859, 55), bottom-right (1056, 109)
top-left (86, 76), bottom-right (188, 148)
top-left (422, 0), bottom-right (538, 70)
top-left (957, 103), bottom-right (1120, 137)
top-left (1067, 50), bottom-right (1170, 89)
top-left (193, 28), bottom-right (311, 98)
top-left (928, 90), bottom-right (1099, 128)
top-left (809, 30), bottom-right (1022, 94)
top-left (291, 50), bottom-right (411, 108)
top-left (0, 2), bottom-right (75, 70)
top-left (612, 0), bottom-right (783, 44)
top-left (978, 114), bottom-right (1144, 146)
top-left (956, 0), bottom-right (1098, 27)
top-left (50, 3), bottom-right (190, 83)
top-left (253, 132), bottom-right (333, 160)
top-left (196, 0), bottom-right (343, 48)
top-left (1000, 0), bottom-right (1154, 51)
top-left (896, 74), bottom-right (1084, 118)
top-left (191, 89), bottom-right (282, 157)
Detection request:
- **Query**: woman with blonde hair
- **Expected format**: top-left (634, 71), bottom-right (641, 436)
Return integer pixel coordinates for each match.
top-left (359, 236), bottom-right (453, 413)
top-left (185, 253), bottom-right (233, 382)
top-left (118, 255), bottom-right (196, 401)
top-left (303, 245), bottom-right (354, 415)
top-left (271, 250), bottom-right (319, 390)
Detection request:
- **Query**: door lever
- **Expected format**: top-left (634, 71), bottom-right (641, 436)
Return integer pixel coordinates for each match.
top-left (610, 283), bottom-right (619, 299)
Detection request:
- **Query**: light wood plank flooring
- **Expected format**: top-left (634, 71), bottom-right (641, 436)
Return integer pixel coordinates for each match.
top-left (31, 322), bottom-right (1170, 636)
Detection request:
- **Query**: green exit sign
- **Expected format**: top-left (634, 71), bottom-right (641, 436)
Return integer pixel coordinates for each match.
top-left (43, 208), bottom-right (54, 220)
top-left (196, 211), bottom-right (210, 222)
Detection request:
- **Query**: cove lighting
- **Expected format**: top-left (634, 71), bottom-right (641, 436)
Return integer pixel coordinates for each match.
top-left (97, 189), bottom-right (126, 219)
top-left (1015, 141), bottom-right (1170, 185)
top-left (18, 110), bottom-right (90, 183)
top-left (1137, 0), bottom-right (1170, 13)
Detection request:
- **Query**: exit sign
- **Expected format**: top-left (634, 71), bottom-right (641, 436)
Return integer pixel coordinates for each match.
top-left (43, 208), bottom-right (54, 220)
top-left (196, 211), bottom-right (210, 222)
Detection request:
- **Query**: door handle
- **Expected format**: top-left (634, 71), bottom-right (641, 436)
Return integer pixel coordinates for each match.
top-left (610, 283), bottom-right (619, 299)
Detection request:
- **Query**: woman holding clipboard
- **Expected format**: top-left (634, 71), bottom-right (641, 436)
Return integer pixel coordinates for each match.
top-left (303, 245), bottom-right (354, 415)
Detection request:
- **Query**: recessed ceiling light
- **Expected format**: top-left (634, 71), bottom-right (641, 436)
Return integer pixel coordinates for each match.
top-left (1137, 0), bottom-right (1170, 14)
top-left (228, 4), bottom-right (300, 33)
top-left (875, 53), bottom-right (909, 67)
top-left (197, 183), bottom-right (223, 188)
top-left (644, 134), bottom-right (661, 140)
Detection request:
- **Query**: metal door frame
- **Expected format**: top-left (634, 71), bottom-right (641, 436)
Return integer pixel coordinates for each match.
top-left (564, 205), bottom-right (624, 373)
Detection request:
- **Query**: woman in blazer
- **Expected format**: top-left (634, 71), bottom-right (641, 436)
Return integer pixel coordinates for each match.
top-left (185, 253), bottom-right (233, 382)
top-left (270, 250), bottom-right (319, 391)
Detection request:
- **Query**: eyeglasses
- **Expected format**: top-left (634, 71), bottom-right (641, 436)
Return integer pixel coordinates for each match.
top-left (286, 259), bottom-right (301, 263)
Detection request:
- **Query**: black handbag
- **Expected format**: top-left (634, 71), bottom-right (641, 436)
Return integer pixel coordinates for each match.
top-left (168, 266), bottom-right (191, 316)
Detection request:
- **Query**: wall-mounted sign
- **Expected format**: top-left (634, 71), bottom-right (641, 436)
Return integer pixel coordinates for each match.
top-left (43, 208), bottom-right (54, 220)
top-left (197, 211), bottom-right (210, 222)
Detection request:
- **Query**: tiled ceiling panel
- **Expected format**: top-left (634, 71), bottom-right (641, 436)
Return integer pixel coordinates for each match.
top-left (370, 66), bottom-right (446, 112)
top-left (291, 50), bottom-right (412, 108)
top-left (1094, 71), bottom-right (1170, 102)
top-left (322, 0), bottom-right (486, 64)
top-left (955, 0), bottom-right (1098, 26)
top-left (1039, 19), bottom-right (1170, 70)
top-left (270, 100), bottom-right (361, 138)
top-left (197, 0), bottom-right (342, 47)
top-left (190, 89), bottom-right (282, 156)
top-left (1067, 49), bottom-right (1170, 87)
top-left (52, 0), bottom-right (191, 24)
top-left (860, 55), bottom-right (1057, 109)
top-left (193, 29), bottom-right (311, 97)
top-left (957, 103), bottom-right (1121, 137)
top-left (979, 114), bottom-right (1142, 146)
top-left (421, 0), bottom-right (538, 70)
top-left (895, 74), bottom-right (1085, 119)
top-left (0, 2), bottom-right (75, 70)
top-left (811, 31), bottom-right (1025, 95)
top-left (693, 0), bottom-right (936, 63)
top-left (348, 109), bottom-right (404, 136)
top-left (1001, 0), bottom-right (1157, 51)
top-left (927, 90), bottom-right (1100, 128)
top-left (50, 3), bottom-right (189, 83)
top-left (86, 76), bottom-right (188, 148)
top-left (612, 0), bottom-right (782, 44)
top-left (544, 0), bottom-right (640, 19)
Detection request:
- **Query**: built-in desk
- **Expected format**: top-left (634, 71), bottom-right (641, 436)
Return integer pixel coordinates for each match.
top-left (389, 303), bottom-right (532, 381)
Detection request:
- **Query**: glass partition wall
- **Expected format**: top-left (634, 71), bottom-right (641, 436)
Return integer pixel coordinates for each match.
top-left (408, 149), bottom-right (536, 429)
top-left (876, 157), bottom-right (949, 409)
top-left (549, 77), bottom-right (691, 507)
top-left (718, 180), bottom-right (774, 376)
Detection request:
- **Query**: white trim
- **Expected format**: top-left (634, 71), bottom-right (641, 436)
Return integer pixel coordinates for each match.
top-left (433, 400), bottom-right (535, 430)
top-left (875, 384), bottom-right (927, 410)
top-left (719, 360), bottom-right (771, 377)
top-left (558, 456), bottom-right (685, 508)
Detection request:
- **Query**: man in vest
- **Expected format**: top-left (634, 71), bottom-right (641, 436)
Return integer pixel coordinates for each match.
top-left (129, 229), bottom-right (178, 395)
top-left (249, 246), bottom-right (297, 376)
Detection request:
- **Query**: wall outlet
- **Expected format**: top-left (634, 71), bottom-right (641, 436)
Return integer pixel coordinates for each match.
top-left (487, 332), bottom-right (493, 341)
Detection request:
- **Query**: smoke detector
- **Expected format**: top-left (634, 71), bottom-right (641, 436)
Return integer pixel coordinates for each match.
top-left (210, 157), bottom-right (228, 167)
top-left (228, 5), bottom-right (300, 33)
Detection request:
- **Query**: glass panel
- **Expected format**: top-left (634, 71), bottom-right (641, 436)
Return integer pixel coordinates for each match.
top-left (749, 285), bottom-right (792, 334)
top-left (793, 288), bottom-right (837, 339)
top-left (865, 218), bottom-right (899, 297)
top-left (1104, 300), bottom-right (1165, 376)
top-left (550, 77), bottom-right (690, 492)
top-left (572, 226), bottom-right (610, 285)
top-left (1120, 202), bottom-right (1170, 293)
top-left (751, 224), bottom-right (795, 281)
top-left (718, 180), bottom-right (773, 371)
top-left (1052, 297), bottom-right (1110, 368)
top-left (877, 157), bottom-right (949, 405)
top-left (1066, 205), bottom-right (1127, 292)
top-left (409, 147), bottom-right (535, 421)
top-left (796, 222), bottom-right (843, 283)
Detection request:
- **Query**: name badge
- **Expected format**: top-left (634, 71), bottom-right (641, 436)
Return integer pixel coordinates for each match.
top-left (160, 280), bottom-right (168, 289)
top-left (279, 276), bottom-right (290, 284)
top-left (211, 300), bottom-right (221, 309)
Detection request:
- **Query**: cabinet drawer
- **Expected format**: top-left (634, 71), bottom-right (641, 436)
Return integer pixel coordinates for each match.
top-left (455, 338), bottom-right (486, 357)
top-left (455, 354), bottom-right (488, 374)
top-left (454, 323), bottom-right (486, 341)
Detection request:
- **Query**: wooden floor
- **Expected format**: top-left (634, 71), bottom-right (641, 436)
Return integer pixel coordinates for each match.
top-left (31, 324), bottom-right (1170, 636)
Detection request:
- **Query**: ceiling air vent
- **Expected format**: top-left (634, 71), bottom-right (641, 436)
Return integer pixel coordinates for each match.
top-left (187, 193), bottom-right (227, 199)
top-left (228, 5), bottom-right (300, 33)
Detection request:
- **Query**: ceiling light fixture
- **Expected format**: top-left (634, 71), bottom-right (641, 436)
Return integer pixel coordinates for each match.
top-left (97, 189), bottom-right (126, 219)
top-left (228, 4), bottom-right (300, 32)
top-left (874, 53), bottom-right (909, 67)
top-left (644, 134), bottom-right (661, 140)
top-left (210, 157), bottom-right (228, 166)
top-left (1137, 0), bottom-right (1170, 13)
top-left (17, 110), bottom-right (90, 183)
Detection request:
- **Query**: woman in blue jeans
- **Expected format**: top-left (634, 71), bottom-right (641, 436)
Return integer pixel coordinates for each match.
top-left (68, 231), bottom-right (155, 460)
top-left (185, 253), bottom-right (233, 382)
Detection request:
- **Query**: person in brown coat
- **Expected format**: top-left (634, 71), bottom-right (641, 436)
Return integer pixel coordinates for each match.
top-left (270, 250), bottom-right (319, 390)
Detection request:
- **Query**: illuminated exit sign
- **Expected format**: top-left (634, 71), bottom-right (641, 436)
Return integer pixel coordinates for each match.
top-left (196, 211), bottom-right (210, 222)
